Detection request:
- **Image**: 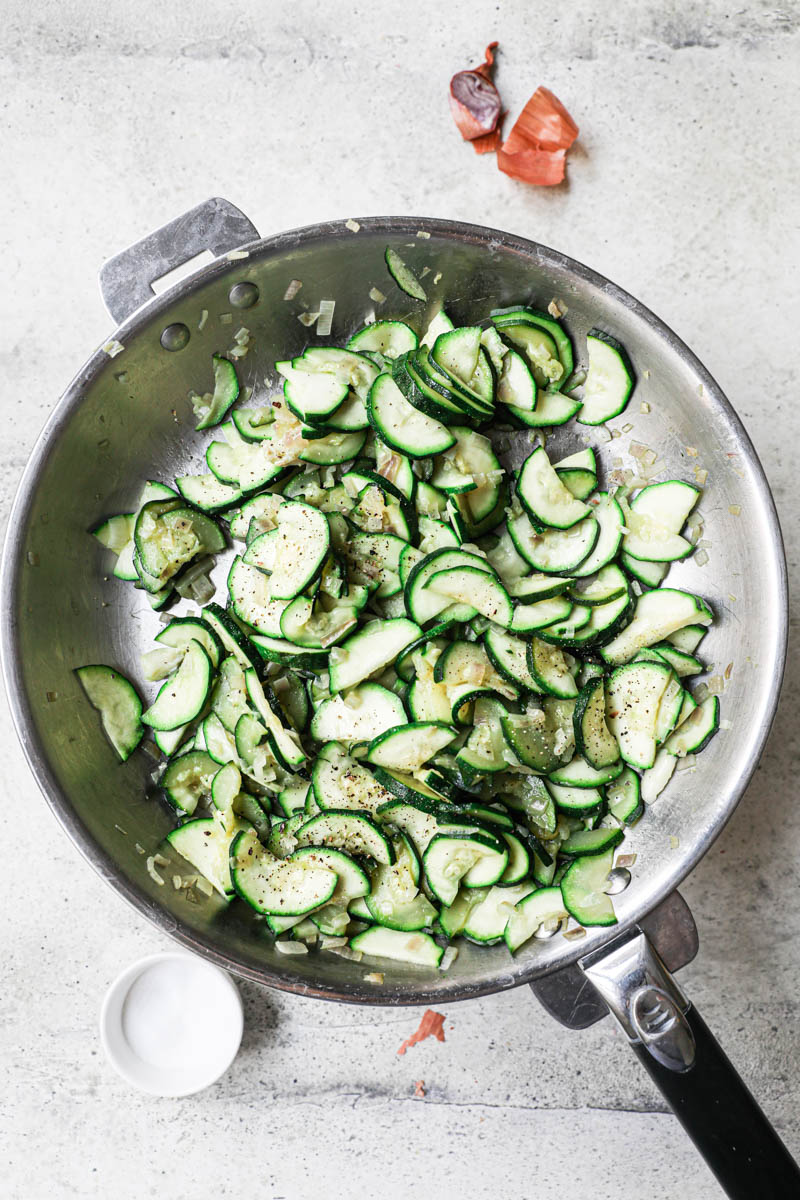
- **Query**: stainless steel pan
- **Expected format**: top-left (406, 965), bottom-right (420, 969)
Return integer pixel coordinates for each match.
top-left (2, 198), bottom-right (794, 1196)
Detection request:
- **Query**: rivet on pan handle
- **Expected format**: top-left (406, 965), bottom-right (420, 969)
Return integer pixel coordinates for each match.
top-left (98, 197), bottom-right (259, 325)
top-left (580, 930), bottom-right (800, 1198)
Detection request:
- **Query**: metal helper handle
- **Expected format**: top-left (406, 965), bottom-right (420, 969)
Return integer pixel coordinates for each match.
top-left (580, 931), bottom-right (800, 1198)
top-left (98, 197), bottom-right (260, 324)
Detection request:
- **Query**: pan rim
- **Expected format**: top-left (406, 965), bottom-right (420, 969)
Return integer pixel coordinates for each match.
top-left (0, 213), bottom-right (788, 1005)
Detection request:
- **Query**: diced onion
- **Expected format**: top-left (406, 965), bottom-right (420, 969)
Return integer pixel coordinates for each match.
top-left (299, 311), bottom-right (320, 327)
top-left (275, 940), bottom-right (308, 956)
top-left (283, 279), bottom-right (303, 301)
top-left (345, 219), bottom-right (361, 233)
top-left (369, 287), bottom-right (386, 303)
top-left (316, 300), bottom-right (336, 337)
top-left (439, 946), bottom-right (459, 971)
top-left (146, 856), bottom-right (165, 886)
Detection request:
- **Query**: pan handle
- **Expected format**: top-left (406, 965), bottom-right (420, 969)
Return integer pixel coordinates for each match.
top-left (98, 197), bottom-right (260, 324)
top-left (580, 930), bottom-right (800, 1198)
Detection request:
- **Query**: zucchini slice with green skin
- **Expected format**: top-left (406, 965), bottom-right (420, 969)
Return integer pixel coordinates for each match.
top-left (493, 316), bottom-right (565, 389)
top-left (349, 925), bottom-right (443, 967)
top-left (641, 748), bottom-right (678, 804)
top-left (554, 448), bottom-right (598, 500)
top-left (623, 480), bottom-right (700, 563)
top-left (162, 749), bottom-right (218, 814)
top-left (370, 766), bottom-right (449, 808)
top-left (347, 320), bottom-right (418, 358)
top-left (328, 617), bottom-right (422, 692)
top-left (311, 743), bottom-right (394, 813)
top-left (278, 595), bottom-right (359, 649)
top-left (510, 595), bottom-right (573, 635)
top-left (606, 660), bottom-right (674, 769)
top-left (227, 556), bottom-right (287, 637)
top-left (295, 810), bottom-right (394, 865)
top-left (506, 573), bottom-right (574, 602)
top-left (142, 640), bottom-right (212, 732)
top-left (230, 406), bottom-right (275, 443)
top-left (203, 711), bottom-right (238, 764)
top-left (561, 848), bottom-right (617, 926)
top-left (504, 886), bottom-right (568, 952)
top-left (202, 603), bottom-right (262, 674)
top-left (620, 550), bottom-right (669, 590)
top-left (576, 330), bottom-right (635, 426)
top-left (499, 707), bottom-right (562, 774)
top-left (366, 722), bottom-right (457, 772)
top-left (665, 624), bottom-right (707, 655)
top-left (571, 493), bottom-right (624, 577)
top-left (92, 513), bottom-right (135, 555)
top-left (504, 389), bottom-right (583, 428)
top-left (289, 846), bottom-right (370, 901)
top-left (517, 447), bottom-right (591, 531)
top-left (561, 826), bottom-right (624, 857)
top-left (310, 683), bottom-right (406, 745)
top-left (650, 642), bottom-right (704, 677)
top-left (156, 617), bottom-right (223, 668)
top-left (432, 326), bottom-right (483, 389)
top-left (548, 754), bottom-right (623, 788)
top-left (404, 548), bottom-right (493, 626)
top-left (569, 564), bottom-right (628, 607)
top-left (299, 428), bottom-right (367, 466)
top-left (249, 634), bottom-right (327, 672)
top-left (276, 360), bottom-right (349, 425)
top-left (423, 832), bottom-right (508, 905)
top-left (498, 832), bottom-right (531, 885)
top-left (365, 849), bottom-right (437, 933)
top-left (168, 815), bottom-right (249, 898)
top-left (463, 883), bottom-right (536, 944)
top-left (663, 695), bottom-right (720, 757)
top-left (75, 664), bottom-right (143, 761)
top-left (367, 373), bottom-right (455, 459)
top-left (606, 766), bottom-right (643, 824)
top-left (544, 780), bottom-right (604, 815)
top-left (492, 306), bottom-right (574, 384)
top-left (497, 348), bottom-right (537, 414)
top-left (175, 473), bottom-right (245, 513)
top-left (508, 510), bottom-right (599, 574)
top-left (600, 589), bottom-right (713, 666)
top-left (484, 627), bottom-right (540, 692)
top-left (425, 566), bottom-right (513, 629)
top-left (245, 669), bottom-right (306, 770)
top-left (526, 638), bottom-right (578, 699)
top-left (194, 354), bottom-right (240, 431)
top-left (573, 676), bottom-right (620, 769)
top-left (268, 501), bottom-right (331, 601)
top-left (210, 760), bottom-right (241, 812)
top-left (384, 248), bottom-right (427, 301)
top-left (543, 586), bottom-right (633, 652)
top-left (230, 828), bottom-right (338, 915)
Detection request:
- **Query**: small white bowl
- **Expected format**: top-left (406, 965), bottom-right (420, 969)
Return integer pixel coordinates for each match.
top-left (100, 950), bottom-right (244, 1096)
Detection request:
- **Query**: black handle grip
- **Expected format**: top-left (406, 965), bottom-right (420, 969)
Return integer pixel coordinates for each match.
top-left (631, 1003), bottom-right (800, 1198)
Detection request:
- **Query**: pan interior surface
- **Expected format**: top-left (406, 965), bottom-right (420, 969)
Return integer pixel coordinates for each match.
top-left (3, 218), bottom-right (786, 1004)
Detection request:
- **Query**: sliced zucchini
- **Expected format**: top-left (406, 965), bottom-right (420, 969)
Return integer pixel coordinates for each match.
top-left (230, 828), bottom-right (338, 915)
top-left (576, 331), bottom-right (635, 426)
top-left (572, 676), bottom-right (619, 769)
top-left (517, 447), bottom-right (590, 531)
top-left (504, 887), bottom-right (568, 952)
top-left (193, 354), bottom-right (240, 431)
top-left (606, 766), bottom-right (643, 824)
top-left (162, 748), bottom-right (218, 814)
top-left (561, 849), bottom-right (617, 926)
top-left (312, 743), bottom-right (394, 813)
top-left (167, 813), bottom-right (248, 899)
top-left (571, 492), bottom-right (623, 577)
top-left (295, 810), bottom-right (394, 865)
top-left (663, 695), bottom-right (720, 757)
top-left (366, 722), bottom-right (457, 772)
top-left (368, 373), bottom-right (455, 459)
top-left (509, 510), bottom-right (599, 574)
top-left (310, 683), bottom-right (406, 745)
top-left (606, 660), bottom-right (674, 769)
top-left (561, 826), bottom-right (624, 857)
top-left (141, 640), bottom-right (212, 732)
top-left (600, 589), bottom-right (713, 666)
top-left (423, 832), bottom-right (508, 905)
top-left (463, 883), bottom-right (536, 943)
top-left (425, 566), bottom-right (513, 628)
top-left (484, 627), bottom-right (540, 692)
top-left (75, 665), bottom-right (143, 761)
top-left (526, 639), bottom-right (578, 699)
top-left (350, 925), bottom-right (443, 967)
top-left (348, 320), bottom-right (418, 358)
top-left (328, 617), bottom-right (422, 692)
top-left (623, 480), bottom-right (700, 563)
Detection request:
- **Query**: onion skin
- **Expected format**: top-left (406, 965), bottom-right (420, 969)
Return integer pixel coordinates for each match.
top-left (497, 86), bottom-right (579, 186)
top-left (449, 42), bottom-right (501, 141)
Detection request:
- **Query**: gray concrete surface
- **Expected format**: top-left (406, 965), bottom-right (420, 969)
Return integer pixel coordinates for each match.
top-left (2, 2), bottom-right (799, 1197)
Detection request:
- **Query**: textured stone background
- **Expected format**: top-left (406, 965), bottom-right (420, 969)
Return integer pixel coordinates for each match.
top-left (2, 2), bottom-right (799, 1197)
